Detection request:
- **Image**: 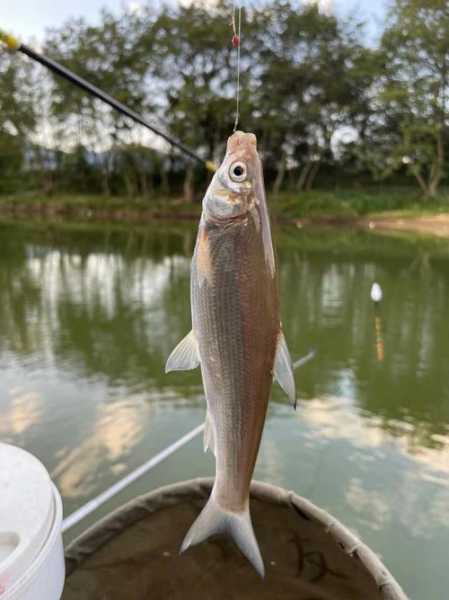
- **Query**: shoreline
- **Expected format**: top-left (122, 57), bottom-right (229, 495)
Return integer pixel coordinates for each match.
top-left (1, 197), bottom-right (449, 238)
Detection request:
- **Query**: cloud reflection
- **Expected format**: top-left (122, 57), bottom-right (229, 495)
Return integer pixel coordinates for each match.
top-left (299, 396), bottom-right (449, 480)
top-left (345, 477), bottom-right (390, 531)
top-left (52, 399), bottom-right (145, 498)
top-left (0, 389), bottom-right (42, 436)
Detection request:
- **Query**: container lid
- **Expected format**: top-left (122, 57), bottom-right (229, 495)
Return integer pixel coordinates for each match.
top-left (0, 444), bottom-right (54, 588)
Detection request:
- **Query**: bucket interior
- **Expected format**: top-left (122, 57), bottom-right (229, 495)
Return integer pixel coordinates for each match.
top-left (63, 480), bottom-right (406, 600)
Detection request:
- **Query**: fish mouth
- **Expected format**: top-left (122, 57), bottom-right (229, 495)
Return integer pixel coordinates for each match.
top-left (227, 131), bottom-right (257, 155)
top-left (226, 132), bottom-right (258, 167)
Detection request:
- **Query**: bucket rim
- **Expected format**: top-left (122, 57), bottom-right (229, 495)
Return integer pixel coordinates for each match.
top-left (64, 478), bottom-right (408, 600)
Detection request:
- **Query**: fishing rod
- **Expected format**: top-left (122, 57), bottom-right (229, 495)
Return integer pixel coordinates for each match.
top-left (0, 29), bottom-right (217, 172)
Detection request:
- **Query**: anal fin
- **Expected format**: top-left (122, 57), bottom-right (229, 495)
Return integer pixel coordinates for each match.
top-left (203, 411), bottom-right (216, 456)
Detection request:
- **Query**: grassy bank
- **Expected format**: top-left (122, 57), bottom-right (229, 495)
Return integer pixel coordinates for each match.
top-left (1, 188), bottom-right (449, 224)
top-left (273, 188), bottom-right (449, 219)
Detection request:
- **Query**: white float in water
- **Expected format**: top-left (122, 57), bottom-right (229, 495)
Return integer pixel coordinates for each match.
top-left (0, 444), bottom-right (65, 600)
top-left (370, 282), bottom-right (383, 303)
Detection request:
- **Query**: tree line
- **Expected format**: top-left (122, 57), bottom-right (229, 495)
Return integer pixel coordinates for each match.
top-left (0, 0), bottom-right (448, 200)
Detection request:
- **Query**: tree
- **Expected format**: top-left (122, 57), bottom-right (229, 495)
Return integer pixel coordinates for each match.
top-left (0, 50), bottom-right (37, 191)
top-left (373, 0), bottom-right (449, 197)
top-left (255, 2), bottom-right (373, 191)
top-left (150, 1), bottom-right (243, 201)
top-left (45, 9), bottom-right (154, 195)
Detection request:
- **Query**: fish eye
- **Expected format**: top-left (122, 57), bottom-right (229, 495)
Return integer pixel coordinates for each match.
top-left (229, 161), bottom-right (247, 182)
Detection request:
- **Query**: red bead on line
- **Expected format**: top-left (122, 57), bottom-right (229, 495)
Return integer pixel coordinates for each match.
top-left (232, 35), bottom-right (240, 48)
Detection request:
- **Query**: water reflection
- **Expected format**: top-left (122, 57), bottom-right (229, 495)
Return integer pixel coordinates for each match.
top-left (297, 396), bottom-right (449, 479)
top-left (1, 231), bottom-right (447, 404)
top-left (0, 230), bottom-right (192, 387)
top-left (1, 224), bottom-right (449, 447)
top-left (0, 222), bottom-right (449, 597)
top-left (277, 231), bottom-right (449, 448)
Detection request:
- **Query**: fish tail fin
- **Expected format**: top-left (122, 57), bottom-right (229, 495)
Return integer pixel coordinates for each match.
top-left (180, 493), bottom-right (265, 577)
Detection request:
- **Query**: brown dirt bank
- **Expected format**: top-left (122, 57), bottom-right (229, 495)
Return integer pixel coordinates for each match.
top-left (295, 213), bottom-right (449, 238)
top-left (360, 213), bottom-right (449, 237)
top-left (0, 202), bottom-right (201, 223)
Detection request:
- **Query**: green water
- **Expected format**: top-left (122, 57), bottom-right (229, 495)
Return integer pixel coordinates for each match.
top-left (1, 221), bottom-right (448, 598)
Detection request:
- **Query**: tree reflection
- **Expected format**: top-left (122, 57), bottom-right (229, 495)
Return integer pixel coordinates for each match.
top-left (0, 223), bottom-right (448, 450)
top-left (278, 229), bottom-right (449, 447)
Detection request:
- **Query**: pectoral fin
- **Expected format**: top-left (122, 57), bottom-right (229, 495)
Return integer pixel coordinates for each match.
top-left (273, 331), bottom-right (296, 408)
top-left (203, 411), bottom-right (216, 456)
top-left (165, 330), bottom-right (200, 373)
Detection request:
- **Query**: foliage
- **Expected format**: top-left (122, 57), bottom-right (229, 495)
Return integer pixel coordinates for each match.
top-left (0, 50), bottom-right (37, 192)
top-left (1, 0), bottom-right (449, 200)
top-left (356, 0), bottom-right (449, 197)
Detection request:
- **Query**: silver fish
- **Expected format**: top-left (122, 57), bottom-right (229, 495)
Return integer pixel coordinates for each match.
top-left (166, 131), bottom-right (295, 576)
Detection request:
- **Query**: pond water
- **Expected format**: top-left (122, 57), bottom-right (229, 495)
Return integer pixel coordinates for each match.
top-left (0, 220), bottom-right (448, 598)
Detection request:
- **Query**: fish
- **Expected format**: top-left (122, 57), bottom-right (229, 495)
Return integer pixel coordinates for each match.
top-left (165, 130), bottom-right (295, 577)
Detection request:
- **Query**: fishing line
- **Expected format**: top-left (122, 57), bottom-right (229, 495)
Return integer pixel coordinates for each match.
top-left (231, 5), bottom-right (242, 132)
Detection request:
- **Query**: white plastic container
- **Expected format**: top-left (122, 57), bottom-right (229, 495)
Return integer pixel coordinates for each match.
top-left (0, 444), bottom-right (65, 599)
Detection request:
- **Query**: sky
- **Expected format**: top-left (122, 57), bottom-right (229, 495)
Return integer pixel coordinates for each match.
top-left (1, 0), bottom-right (388, 44)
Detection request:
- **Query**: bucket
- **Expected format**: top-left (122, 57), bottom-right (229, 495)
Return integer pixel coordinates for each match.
top-left (63, 478), bottom-right (408, 599)
top-left (0, 444), bottom-right (65, 600)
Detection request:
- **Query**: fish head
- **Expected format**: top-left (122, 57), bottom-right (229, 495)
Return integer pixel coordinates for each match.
top-left (203, 131), bottom-right (260, 223)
